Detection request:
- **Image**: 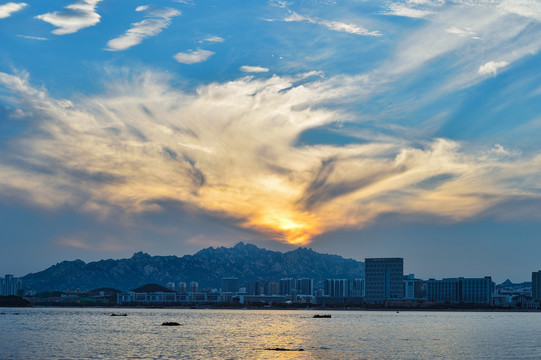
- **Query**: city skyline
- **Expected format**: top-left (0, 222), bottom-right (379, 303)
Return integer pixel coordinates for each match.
top-left (1, 0), bottom-right (541, 281)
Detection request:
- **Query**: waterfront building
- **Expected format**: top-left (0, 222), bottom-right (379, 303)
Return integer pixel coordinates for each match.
top-left (427, 277), bottom-right (493, 304)
top-left (266, 281), bottom-right (279, 295)
top-left (177, 282), bottom-right (187, 293)
top-left (221, 278), bottom-right (239, 293)
top-left (1, 274), bottom-right (22, 296)
top-left (532, 271), bottom-right (541, 302)
top-left (352, 278), bottom-right (365, 297)
top-left (166, 282), bottom-right (175, 291)
top-left (324, 279), bottom-right (349, 297)
top-left (296, 278), bottom-right (314, 296)
top-left (365, 258), bottom-right (404, 303)
top-left (404, 274), bottom-right (424, 300)
top-left (461, 277), bottom-right (493, 304)
top-left (279, 278), bottom-right (296, 295)
top-left (189, 281), bottom-right (199, 293)
top-left (427, 278), bottom-right (461, 303)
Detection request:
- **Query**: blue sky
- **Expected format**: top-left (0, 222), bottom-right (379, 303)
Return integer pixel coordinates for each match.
top-left (1, 0), bottom-right (540, 282)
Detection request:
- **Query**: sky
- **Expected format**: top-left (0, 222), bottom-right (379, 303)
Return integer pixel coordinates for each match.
top-left (0, 0), bottom-right (540, 282)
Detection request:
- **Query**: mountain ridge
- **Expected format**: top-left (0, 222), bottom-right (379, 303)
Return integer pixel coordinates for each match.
top-left (22, 242), bottom-right (365, 293)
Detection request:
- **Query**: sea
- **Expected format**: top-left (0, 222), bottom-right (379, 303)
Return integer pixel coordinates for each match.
top-left (1, 307), bottom-right (540, 359)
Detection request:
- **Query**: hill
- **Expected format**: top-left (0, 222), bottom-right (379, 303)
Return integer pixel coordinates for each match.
top-left (21, 242), bottom-right (364, 292)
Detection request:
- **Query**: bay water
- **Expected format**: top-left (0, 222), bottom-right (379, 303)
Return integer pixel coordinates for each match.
top-left (1, 308), bottom-right (540, 359)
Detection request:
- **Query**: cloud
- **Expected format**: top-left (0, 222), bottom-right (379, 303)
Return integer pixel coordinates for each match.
top-left (202, 35), bottom-right (224, 43)
top-left (284, 11), bottom-right (381, 36)
top-left (478, 60), bottom-right (509, 76)
top-left (0, 2), bottom-right (26, 19)
top-left (383, 3), bottom-right (434, 18)
top-left (269, 0), bottom-right (289, 8)
top-left (1, 70), bottom-right (541, 246)
top-left (174, 49), bottom-right (214, 64)
top-left (240, 65), bottom-right (270, 73)
top-left (36, 0), bottom-right (102, 35)
top-left (17, 35), bottom-right (48, 41)
top-left (106, 5), bottom-right (181, 51)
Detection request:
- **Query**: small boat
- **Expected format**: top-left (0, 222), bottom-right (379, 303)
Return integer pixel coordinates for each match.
top-left (110, 313), bottom-right (127, 316)
top-left (313, 314), bottom-right (331, 318)
top-left (161, 321), bottom-right (181, 326)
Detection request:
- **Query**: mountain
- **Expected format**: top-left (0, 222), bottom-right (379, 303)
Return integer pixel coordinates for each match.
top-left (21, 242), bottom-right (364, 293)
top-left (496, 279), bottom-right (532, 289)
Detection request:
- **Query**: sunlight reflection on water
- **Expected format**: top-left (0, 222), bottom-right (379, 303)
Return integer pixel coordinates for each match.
top-left (1, 308), bottom-right (541, 359)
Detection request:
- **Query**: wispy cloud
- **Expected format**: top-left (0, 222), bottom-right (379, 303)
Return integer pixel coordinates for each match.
top-left (284, 11), bottom-right (381, 36)
top-left (1, 70), bottom-right (540, 246)
top-left (36, 0), bottom-right (102, 35)
top-left (17, 34), bottom-right (48, 41)
top-left (383, 3), bottom-right (434, 18)
top-left (106, 5), bottom-right (181, 51)
top-left (0, 2), bottom-right (26, 19)
top-left (202, 35), bottom-right (224, 43)
top-left (478, 60), bottom-right (509, 77)
top-left (174, 49), bottom-right (214, 64)
top-left (240, 65), bottom-right (269, 73)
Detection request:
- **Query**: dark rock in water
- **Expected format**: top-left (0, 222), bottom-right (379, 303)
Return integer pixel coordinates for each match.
top-left (313, 314), bottom-right (331, 318)
top-left (162, 321), bottom-right (181, 326)
top-left (264, 348), bottom-right (304, 351)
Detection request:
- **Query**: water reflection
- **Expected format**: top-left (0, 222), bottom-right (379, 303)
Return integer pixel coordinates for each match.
top-left (1, 308), bottom-right (541, 359)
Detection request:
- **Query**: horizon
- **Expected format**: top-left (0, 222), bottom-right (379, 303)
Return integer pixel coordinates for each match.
top-left (6, 241), bottom-right (536, 284)
top-left (1, 0), bottom-right (541, 283)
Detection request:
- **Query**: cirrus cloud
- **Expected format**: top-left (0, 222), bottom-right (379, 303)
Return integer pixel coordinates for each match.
top-left (106, 5), bottom-right (181, 51)
top-left (1, 70), bottom-right (541, 246)
top-left (240, 65), bottom-right (270, 73)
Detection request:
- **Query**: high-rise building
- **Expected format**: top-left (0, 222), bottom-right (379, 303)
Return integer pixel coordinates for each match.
top-left (365, 258), bottom-right (404, 303)
top-left (296, 278), bottom-right (313, 296)
top-left (1, 274), bottom-right (21, 296)
top-left (352, 278), bottom-right (365, 297)
top-left (177, 282), bottom-right (187, 293)
top-left (279, 278), bottom-right (296, 295)
top-left (532, 271), bottom-right (541, 302)
top-left (166, 282), bottom-right (175, 291)
top-left (189, 281), bottom-right (199, 293)
top-left (266, 281), bottom-right (279, 295)
top-left (221, 278), bottom-right (239, 293)
top-left (324, 279), bottom-right (349, 297)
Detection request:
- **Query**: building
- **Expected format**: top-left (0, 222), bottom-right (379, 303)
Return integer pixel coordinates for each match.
top-left (365, 258), bottom-right (404, 303)
top-left (279, 278), bottom-right (296, 295)
top-left (427, 277), bottom-right (493, 304)
top-left (221, 278), bottom-right (239, 293)
top-left (296, 278), bottom-right (313, 296)
top-left (266, 281), bottom-right (279, 295)
top-left (189, 281), bottom-right (199, 293)
top-left (403, 274), bottom-right (424, 300)
top-left (166, 282), bottom-right (175, 291)
top-left (427, 278), bottom-right (460, 303)
top-left (352, 278), bottom-right (365, 297)
top-left (461, 277), bottom-right (493, 304)
top-left (324, 279), bottom-right (349, 297)
top-left (177, 282), bottom-right (187, 293)
top-left (532, 271), bottom-right (541, 302)
top-left (1, 274), bottom-right (22, 296)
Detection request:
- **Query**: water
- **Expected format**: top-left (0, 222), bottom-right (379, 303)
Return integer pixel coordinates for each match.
top-left (1, 308), bottom-right (541, 359)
